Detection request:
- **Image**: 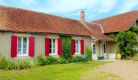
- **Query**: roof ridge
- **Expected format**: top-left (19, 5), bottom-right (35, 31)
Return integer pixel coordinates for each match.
top-left (91, 10), bottom-right (138, 22)
top-left (0, 4), bottom-right (78, 21)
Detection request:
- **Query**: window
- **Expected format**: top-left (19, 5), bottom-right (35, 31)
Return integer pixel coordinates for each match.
top-left (104, 44), bottom-right (106, 53)
top-left (17, 37), bottom-right (28, 56)
top-left (93, 44), bottom-right (96, 54)
top-left (74, 40), bottom-right (79, 54)
top-left (49, 39), bottom-right (56, 55)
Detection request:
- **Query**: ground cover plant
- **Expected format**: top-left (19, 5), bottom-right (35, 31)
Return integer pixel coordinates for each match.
top-left (0, 61), bottom-right (122, 80)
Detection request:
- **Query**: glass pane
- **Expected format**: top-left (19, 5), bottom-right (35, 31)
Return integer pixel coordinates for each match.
top-left (23, 44), bottom-right (27, 48)
top-left (49, 43), bottom-right (51, 48)
top-left (49, 39), bottom-right (51, 43)
top-left (23, 49), bottom-right (27, 54)
top-left (18, 37), bottom-right (21, 43)
top-left (17, 49), bottom-right (21, 55)
top-left (49, 48), bottom-right (51, 54)
top-left (53, 39), bottom-right (55, 43)
top-left (23, 38), bottom-right (27, 43)
top-left (53, 49), bottom-right (55, 53)
top-left (53, 43), bottom-right (55, 48)
top-left (76, 40), bottom-right (78, 44)
top-left (18, 43), bottom-right (21, 48)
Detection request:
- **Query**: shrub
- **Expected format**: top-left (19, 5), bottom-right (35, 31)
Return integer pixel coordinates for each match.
top-left (46, 55), bottom-right (58, 65)
top-left (0, 54), bottom-right (6, 69)
top-left (30, 59), bottom-right (39, 67)
top-left (71, 58), bottom-right (76, 62)
top-left (74, 56), bottom-right (87, 62)
top-left (57, 58), bottom-right (68, 64)
top-left (85, 46), bottom-right (92, 60)
top-left (37, 56), bottom-right (46, 66)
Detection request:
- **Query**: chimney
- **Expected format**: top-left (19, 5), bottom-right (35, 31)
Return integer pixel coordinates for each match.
top-left (80, 11), bottom-right (85, 23)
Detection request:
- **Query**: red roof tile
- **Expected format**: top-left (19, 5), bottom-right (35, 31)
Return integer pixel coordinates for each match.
top-left (0, 5), bottom-right (114, 41)
top-left (90, 10), bottom-right (138, 33)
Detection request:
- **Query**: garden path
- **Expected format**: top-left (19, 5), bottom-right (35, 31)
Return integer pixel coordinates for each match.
top-left (94, 60), bottom-right (138, 80)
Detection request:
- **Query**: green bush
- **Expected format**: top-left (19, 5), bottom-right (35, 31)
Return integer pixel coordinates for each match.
top-left (85, 46), bottom-right (92, 61)
top-left (30, 59), bottom-right (39, 67)
top-left (71, 58), bottom-right (76, 62)
top-left (46, 55), bottom-right (58, 65)
top-left (37, 56), bottom-right (46, 66)
top-left (57, 58), bottom-right (68, 64)
top-left (0, 54), bottom-right (6, 69)
top-left (60, 36), bottom-right (72, 59)
top-left (74, 56), bottom-right (87, 62)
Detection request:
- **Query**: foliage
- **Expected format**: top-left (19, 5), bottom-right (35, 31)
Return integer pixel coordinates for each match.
top-left (85, 46), bottom-right (92, 60)
top-left (0, 54), bottom-right (6, 69)
top-left (30, 59), bottom-right (39, 67)
top-left (46, 55), bottom-right (58, 65)
top-left (71, 58), bottom-right (76, 62)
top-left (36, 56), bottom-right (46, 66)
top-left (74, 56), bottom-right (87, 62)
top-left (121, 57), bottom-right (131, 60)
top-left (107, 33), bottom-right (118, 39)
top-left (115, 25), bottom-right (138, 58)
top-left (60, 35), bottom-right (72, 59)
top-left (57, 58), bottom-right (68, 64)
top-left (4, 60), bottom-right (31, 70)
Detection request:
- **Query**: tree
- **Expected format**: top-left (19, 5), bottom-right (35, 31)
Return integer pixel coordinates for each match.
top-left (115, 25), bottom-right (138, 58)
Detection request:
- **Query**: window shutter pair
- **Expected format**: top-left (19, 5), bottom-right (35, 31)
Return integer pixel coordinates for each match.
top-left (11, 36), bottom-right (35, 57)
top-left (71, 39), bottom-right (84, 55)
top-left (45, 38), bottom-right (62, 56)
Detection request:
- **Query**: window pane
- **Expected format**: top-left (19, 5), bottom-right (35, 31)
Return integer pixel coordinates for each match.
top-left (53, 43), bottom-right (55, 48)
top-left (49, 39), bottom-right (51, 43)
top-left (17, 49), bottom-right (21, 55)
top-left (18, 43), bottom-right (21, 48)
top-left (53, 49), bottom-right (55, 53)
top-left (23, 38), bottom-right (27, 43)
top-left (53, 39), bottom-right (55, 43)
top-left (76, 40), bottom-right (78, 44)
top-left (49, 48), bottom-right (51, 54)
top-left (49, 43), bottom-right (51, 48)
top-left (18, 37), bottom-right (21, 43)
top-left (23, 44), bottom-right (27, 48)
top-left (23, 49), bottom-right (27, 54)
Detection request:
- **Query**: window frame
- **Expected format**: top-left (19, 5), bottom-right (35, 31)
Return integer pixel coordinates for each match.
top-left (49, 39), bottom-right (57, 55)
top-left (17, 37), bottom-right (28, 57)
top-left (74, 40), bottom-right (80, 54)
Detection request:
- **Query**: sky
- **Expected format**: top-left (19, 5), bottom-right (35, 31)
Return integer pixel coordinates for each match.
top-left (0, 0), bottom-right (138, 21)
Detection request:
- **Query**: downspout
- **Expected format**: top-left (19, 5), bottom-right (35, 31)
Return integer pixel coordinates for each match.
top-left (91, 23), bottom-right (104, 33)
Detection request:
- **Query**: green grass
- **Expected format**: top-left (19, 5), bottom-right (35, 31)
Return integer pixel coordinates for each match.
top-left (0, 61), bottom-right (122, 80)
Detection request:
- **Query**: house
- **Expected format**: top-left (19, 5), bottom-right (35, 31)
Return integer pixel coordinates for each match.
top-left (0, 5), bottom-right (137, 60)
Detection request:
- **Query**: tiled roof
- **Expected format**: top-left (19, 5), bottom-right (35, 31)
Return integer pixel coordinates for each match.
top-left (90, 10), bottom-right (138, 33)
top-left (0, 5), bottom-right (114, 41)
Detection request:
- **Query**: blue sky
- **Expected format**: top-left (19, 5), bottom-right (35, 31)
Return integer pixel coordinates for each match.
top-left (0, 0), bottom-right (138, 21)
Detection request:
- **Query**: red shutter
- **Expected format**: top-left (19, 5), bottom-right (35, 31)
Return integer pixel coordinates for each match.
top-left (11, 36), bottom-right (17, 57)
top-left (45, 38), bottom-right (49, 56)
top-left (58, 38), bottom-right (62, 55)
top-left (29, 37), bottom-right (35, 56)
top-left (71, 39), bottom-right (75, 55)
top-left (80, 40), bottom-right (84, 54)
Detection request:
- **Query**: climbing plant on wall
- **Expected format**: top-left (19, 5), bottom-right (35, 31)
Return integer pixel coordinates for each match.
top-left (115, 25), bottom-right (138, 58)
top-left (60, 35), bottom-right (72, 59)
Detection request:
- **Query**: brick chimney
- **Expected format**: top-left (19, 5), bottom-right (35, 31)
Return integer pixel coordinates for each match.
top-left (80, 11), bottom-right (85, 23)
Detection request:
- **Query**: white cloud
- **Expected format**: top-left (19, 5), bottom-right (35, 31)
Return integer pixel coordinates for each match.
top-left (119, 0), bottom-right (138, 13)
top-left (19, 0), bottom-right (37, 5)
top-left (35, 0), bottom-right (118, 14)
top-left (88, 15), bottom-right (95, 19)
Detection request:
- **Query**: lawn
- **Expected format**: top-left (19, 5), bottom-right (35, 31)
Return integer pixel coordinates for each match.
top-left (0, 61), bottom-right (122, 80)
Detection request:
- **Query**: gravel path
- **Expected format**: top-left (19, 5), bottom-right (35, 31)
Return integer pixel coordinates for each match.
top-left (94, 60), bottom-right (138, 80)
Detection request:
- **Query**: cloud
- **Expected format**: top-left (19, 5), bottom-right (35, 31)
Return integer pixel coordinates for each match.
top-left (119, 0), bottom-right (138, 13)
top-left (19, 0), bottom-right (37, 5)
top-left (35, 0), bottom-right (118, 14)
top-left (88, 15), bottom-right (95, 19)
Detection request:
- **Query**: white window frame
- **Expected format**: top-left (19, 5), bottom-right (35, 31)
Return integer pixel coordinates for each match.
top-left (92, 44), bottom-right (96, 54)
top-left (49, 39), bottom-right (57, 55)
top-left (17, 37), bottom-right (28, 56)
top-left (74, 40), bottom-right (80, 54)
